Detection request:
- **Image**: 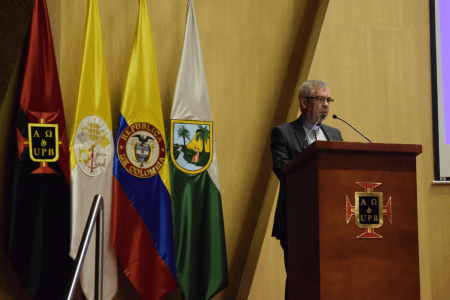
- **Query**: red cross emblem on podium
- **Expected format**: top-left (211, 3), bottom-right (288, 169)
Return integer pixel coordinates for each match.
top-left (346, 182), bottom-right (392, 238)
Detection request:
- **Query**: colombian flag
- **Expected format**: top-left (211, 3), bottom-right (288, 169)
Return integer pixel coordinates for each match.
top-left (110, 0), bottom-right (177, 299)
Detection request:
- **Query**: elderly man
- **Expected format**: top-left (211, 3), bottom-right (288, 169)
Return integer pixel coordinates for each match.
top-left (270, 80), bottom-right (343, 299)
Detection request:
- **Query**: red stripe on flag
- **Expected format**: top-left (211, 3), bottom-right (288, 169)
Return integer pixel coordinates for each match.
top-left (111, 177), bottom-right (177, 299)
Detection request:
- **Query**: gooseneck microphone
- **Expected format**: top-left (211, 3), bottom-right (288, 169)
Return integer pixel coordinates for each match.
top-left (332, 114), bottom-right (372, 142)
top-left (305, 114), bottom-right (326, 142)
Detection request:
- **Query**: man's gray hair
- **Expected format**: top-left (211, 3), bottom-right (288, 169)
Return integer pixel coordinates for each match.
top-left (300, 80), bottom-right (328, 98)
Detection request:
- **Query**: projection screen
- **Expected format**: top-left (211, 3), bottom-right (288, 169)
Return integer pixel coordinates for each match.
top-left (431, 0), bottom-right (450, 180)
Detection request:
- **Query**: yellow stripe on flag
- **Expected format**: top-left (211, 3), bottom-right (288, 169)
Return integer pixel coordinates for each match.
top-left (120, 0), bottom-right (170, 192)
top-left (69, 0), bottom-right (112, 170)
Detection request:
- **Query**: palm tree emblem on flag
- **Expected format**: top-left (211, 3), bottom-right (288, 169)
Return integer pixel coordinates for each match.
top-left (170, 120), bottom-right (213, 174)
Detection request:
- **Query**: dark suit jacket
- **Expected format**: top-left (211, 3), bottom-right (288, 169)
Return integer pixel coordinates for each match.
top-left (270, 115), bottom-right (343, 243)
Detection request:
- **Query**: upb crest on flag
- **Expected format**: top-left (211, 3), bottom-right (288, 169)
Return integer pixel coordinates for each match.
top-left (28, 123), bottom-right (59, 162)
top-left (170, 120), bottom-right (213, 174)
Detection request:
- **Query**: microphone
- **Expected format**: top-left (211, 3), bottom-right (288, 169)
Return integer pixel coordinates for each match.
top-left (332, 114), bottom-right (372, 142)
top-left (305, 114), bottom-right (326, 142)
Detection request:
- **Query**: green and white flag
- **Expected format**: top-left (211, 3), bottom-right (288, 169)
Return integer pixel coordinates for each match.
top-left (169, 0), bottom-right (228, 299)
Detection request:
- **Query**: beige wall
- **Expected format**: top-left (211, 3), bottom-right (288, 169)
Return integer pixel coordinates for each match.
top-left (1, 0), bottom-right (449, 299)
top-left (248, 0), bottom-right (450, 299)
top-left (56, 0), bottom-right (313, 299)
top-left (57, 0), bottom-right (330, 299)
top-left (1, 0), bottom-right (318, 299)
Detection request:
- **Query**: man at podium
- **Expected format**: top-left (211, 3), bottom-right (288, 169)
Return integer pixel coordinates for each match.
top-left (270, 80), bottom-right (343, 299)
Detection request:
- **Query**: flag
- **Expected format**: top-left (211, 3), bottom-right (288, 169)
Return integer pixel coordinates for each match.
top-left (168, 0), bottom-right (229, 299)
top-left (5, 0), bottom-right (73, 298)
top-left (68, 0), bottom-right (117, 299)
top-left (110, 0), bottom-right (177, 299)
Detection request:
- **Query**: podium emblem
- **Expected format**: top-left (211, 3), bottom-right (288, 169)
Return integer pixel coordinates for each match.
top-left (346, 182), bottom-right (392, 238)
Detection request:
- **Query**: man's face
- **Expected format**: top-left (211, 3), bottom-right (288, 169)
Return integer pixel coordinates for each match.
top-left (300, 87), bottom-right (331, 125)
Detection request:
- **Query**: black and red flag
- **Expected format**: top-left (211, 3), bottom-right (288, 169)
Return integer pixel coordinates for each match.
top-left (5, 0), bottom-right (73, 298)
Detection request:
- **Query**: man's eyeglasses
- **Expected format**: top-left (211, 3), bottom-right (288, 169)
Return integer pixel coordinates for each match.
top-left (304, 96), bottom-right (334, 104)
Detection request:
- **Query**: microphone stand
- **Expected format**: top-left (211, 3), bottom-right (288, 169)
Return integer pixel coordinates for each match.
top-left (305, 114), bottom-right (326, 142)
top-left (333, 114), bottom-right (372, 142)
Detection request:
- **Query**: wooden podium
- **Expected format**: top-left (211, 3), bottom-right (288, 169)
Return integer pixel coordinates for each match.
top-left (283, 141), bottom-right (422, 300)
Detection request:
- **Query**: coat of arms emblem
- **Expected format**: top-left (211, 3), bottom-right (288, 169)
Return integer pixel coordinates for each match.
top-left (74, 116), bottom-right (113, 176)
top-left (170, 120), bottom-right (213, 174)
top-left (346, 182), bottom-right (392, 238)
top-left (117, 122), bottom-right (166, 178)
